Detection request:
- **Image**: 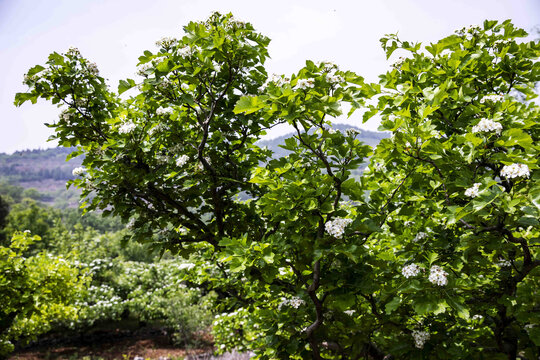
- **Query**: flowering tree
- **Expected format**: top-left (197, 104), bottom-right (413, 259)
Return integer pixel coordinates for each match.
top-left (15, 15), bottom-right (540, 359)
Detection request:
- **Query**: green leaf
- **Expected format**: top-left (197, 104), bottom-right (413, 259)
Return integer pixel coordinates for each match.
top-left (234, 96), bottom-right (265, 114)
top-left (530, 185), bottom-right (540, 212)
top-left (118, 79), bottom-right (136, 94)
top-left (385, 296), bottom-right (401, 314)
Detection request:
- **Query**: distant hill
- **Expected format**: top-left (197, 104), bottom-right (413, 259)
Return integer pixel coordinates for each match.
top-left (258, 123), bottom-right (389, 160)
top-left (0, 124), bottom-right (388, 207)
top-left (0, 147), bottom-right (83, 208)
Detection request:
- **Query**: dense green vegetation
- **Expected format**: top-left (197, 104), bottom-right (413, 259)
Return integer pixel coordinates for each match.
top-left (11, 12), bottom-right (540, 360)
top-left (0, 182), bottom-right (215, 358)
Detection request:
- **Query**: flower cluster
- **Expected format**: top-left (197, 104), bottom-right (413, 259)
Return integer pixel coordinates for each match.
top-left (464, 183), bottom-right (481, 198)
top-left (316, 60), bottom-right (339, 72)
top-left (471, 118), bottom-right (503, 135)
top-left (155, 36), bottom-right (178, 48)
top-left (278, 297), bottom-right (305, 310)
top-left (413, 232), bottom-right (428, 242)
top-left (294, 78), bottom-right (315, 90)
top-left (501, 163), bottom-right (530, 179)
top-left (66, 46), bottom-right (80, 57)
top-left (402, 263), bottom-right (421, 278)
top-left (72, 167), bottom-right (86, 176)
top-left (455, 24), bottom-right (482, 38)
top-left (157, 78), bottom-right (172, 91)
top-left (496, 259), bottom-right (512, 267)
top-left (175, 155), bottom-right (189, 167)
top-left (428, 265), bottom-right (448, 286)
top-left (178, 45), bottom-right (198, 57)
top-left (85, 62), bottom-right (99, 76)
top-left (325, 73), bottom-right (344, 84)
top-left (345, 128), bottom-right (360, 137)
top-left (343, 310), bottom-right (356, 316)
top-left (472, 314), bottom-right (483, 321)
top-left (118, 121), bottom-right (137, 134)
top-left (136, 63), bottom-right (152, 76)
top-left (480, 94), bottom-right (503, 104)
top-left (412, 330), bottom-right (430, 349)
top-left (149, 123), bottom-right (169, 136)
top-left (325, 217), bottom-right (353, 239)
top-left (391, 56), bottom-right (407, 69)
top-left (226, 15), bottom-right (246, 29)
top-left (126, 218), bottom-right (136, 230)
top-left (374, 162), bottom-right (385, 171)
top-left (60, 109), bottom-right (73, 123)
top-left (156, 106), bottom-right (173, 116)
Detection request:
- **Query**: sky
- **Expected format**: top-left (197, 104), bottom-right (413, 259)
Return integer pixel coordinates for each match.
top-left (0, 0), bottom-right (539, 154)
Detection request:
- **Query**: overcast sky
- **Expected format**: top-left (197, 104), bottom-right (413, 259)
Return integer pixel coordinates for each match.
top-left (1, 0), bottom-right (538, 154)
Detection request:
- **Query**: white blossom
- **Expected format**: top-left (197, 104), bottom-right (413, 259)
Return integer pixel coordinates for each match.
top-left (72, 167), bottom-right (86, 176)
top-left (178, 46), bottom-right (197, 57)
top-left (118, 121), bottom-right (137, 134)
top-left (413, 232), bottom-right (428, 242)
top-left (60, 109), bottom-right (73, 122)
top-left (85, 62), bottom-right (99, 76)
top-left (471, 118), bottom-right (503, 135)
top-left (374, 162), bottom-right (385, 171)
top-left (316, 60), bottom-right (339, 72)
top-left (156, 106), bottom-right (173, 116)
top-left (464, 183), bottom-right (481, 198)
top-left (157, 78), bottom-right (171, 90)
top-left (412, 330), bottom-right (430, 349)
top-left (428, 265), bottom-right (448, 286)
top-left (472, 314), bottom-right (483, 320)
top-left (126, 218), bottom-right (136, 230)
top-left (267, 73), bottom-right (289, 87)
top-left (136, 63), bottom-right (152, 76)
top-left (391, 56), bottom-right (407, 69)
top-left (278, 297), bottom-right (305, 310)
top-left (500, 163), bottom-right (530, 179)
top-left (325, 217), bottom-right (353, 239)
top-left (66, 46), bottom-right (80, 57)
top-left (155, 36), bottom-right (178, 48)
top-left (344, 310), bottom-right (356, 316)
top-left (325, 73), bottom-right (345, 84)
top-left (402, 263), bottom-right (421, 278)
top-left (480, 94), bottom-right (503, 104)
top-left (496, 259), bottom-right (512, 267)
top-left (175, 155), bottom-right (189, 167)
top-left (294, 78), bottom-right (315, 90)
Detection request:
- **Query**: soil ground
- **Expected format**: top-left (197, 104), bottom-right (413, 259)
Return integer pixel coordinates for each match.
top-left (9, 328), bottom-right (215, 360)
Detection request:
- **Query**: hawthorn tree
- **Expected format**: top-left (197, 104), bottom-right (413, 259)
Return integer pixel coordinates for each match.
top-left (16, 14), bottom-right (539, 359)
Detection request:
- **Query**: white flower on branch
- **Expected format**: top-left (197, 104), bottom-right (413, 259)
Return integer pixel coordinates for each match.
top-left (294, 78), bottom-right (315, 90)
top-left (325, 217), bottom-right (353, 239)
top-left (464, 183), bottom-right (481, 198)
top-left (72, 167), bottom-right (86, 176)
top-left (428, 265), bottom-right (448, 286)
top-left (413, 232), bottom-right (428, 242)
top-left (500, 163), bottom-right (530, 179)
top-left (402, 263), bottom-right (421, 278)
top-left (118, 121), bottom-right (137, 134)
top-left (471, 118), bottom-right (503, 135)
top-left (175, 155), bottom-right (189, 167)
top-left (412, 330), bottom-right (430, 349)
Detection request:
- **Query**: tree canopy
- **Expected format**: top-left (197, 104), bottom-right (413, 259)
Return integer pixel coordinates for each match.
top-left (16, 14), bottom-right (540, 359)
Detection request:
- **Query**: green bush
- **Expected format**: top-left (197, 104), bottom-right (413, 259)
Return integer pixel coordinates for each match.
top-left (0, 232), bottom-right (89, 357)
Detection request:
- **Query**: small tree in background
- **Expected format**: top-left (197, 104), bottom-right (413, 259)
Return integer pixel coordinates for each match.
top-left (16, 14), bottom-right (539, 359)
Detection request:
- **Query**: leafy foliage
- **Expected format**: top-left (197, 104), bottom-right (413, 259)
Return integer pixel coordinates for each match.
top-left (15, 14), bottom-right (540, 359)
top-left (0, 232), bottom-right (89, 357)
